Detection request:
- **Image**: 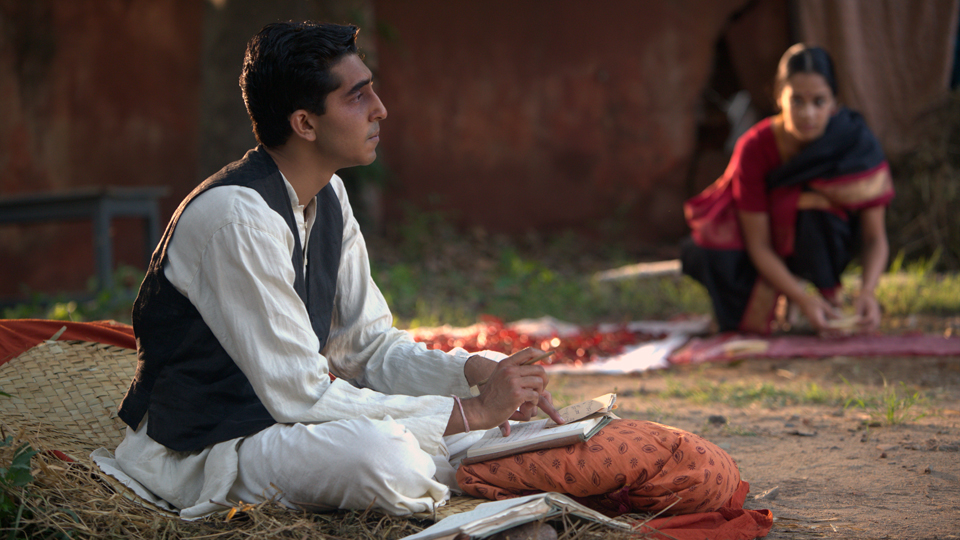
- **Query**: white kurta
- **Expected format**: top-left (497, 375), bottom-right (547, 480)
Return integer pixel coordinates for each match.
top-left (94, 173), bottom-right (487, 519)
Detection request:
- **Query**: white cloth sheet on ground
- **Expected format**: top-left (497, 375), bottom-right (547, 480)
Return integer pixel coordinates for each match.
top-left (544, 332), bottom-right (693, 374)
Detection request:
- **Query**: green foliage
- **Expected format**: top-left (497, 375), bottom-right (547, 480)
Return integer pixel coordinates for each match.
top-left (393, 203), bottom-right (459, 259)
top-left (373, 242), bottom-right (711, 329)
top-left (2, 292), bottom-right (76, 321)
top-left (2, 265), bottom-right (142, 324)
top-left (367, 207), bottom-right (955, 330)
top-left (843, 376), bottom-right (928, 426)
top-left (0, 435), bottom-right (38, 532)
top-left (2, 206), bottom-right (958, 331)
top-left (869, 250), bottom-right (960, 317)
top-left (363, 199), bottom-right (715, 327)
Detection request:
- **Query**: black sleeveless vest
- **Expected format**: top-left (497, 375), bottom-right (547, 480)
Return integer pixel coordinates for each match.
top-left (118, 146), bottom-right (343, 452)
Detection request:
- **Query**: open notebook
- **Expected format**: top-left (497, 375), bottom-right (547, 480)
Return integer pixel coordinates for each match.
top-left (461, 393), bottom-right (617, 464)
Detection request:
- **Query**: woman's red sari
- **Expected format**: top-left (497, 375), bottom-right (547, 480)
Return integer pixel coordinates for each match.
top-left (681, 108), bottom-right (894, 333)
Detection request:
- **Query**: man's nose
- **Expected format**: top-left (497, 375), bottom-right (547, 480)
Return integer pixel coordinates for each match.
top-left (371, 91), bottom-right (387, 121)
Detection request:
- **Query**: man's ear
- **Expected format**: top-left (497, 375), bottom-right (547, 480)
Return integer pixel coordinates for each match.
top-left (288, 109), bottom-right (317, 142)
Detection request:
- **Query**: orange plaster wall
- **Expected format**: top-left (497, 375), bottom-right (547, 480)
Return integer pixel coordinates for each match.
top-left (373, 0), bottom-right (751, 244)
top-left (0, 0), bottom-right (202, 298)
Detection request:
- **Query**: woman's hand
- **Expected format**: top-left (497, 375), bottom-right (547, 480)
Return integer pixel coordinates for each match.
top-left (854, 292), bottom-right (882, 332)
top-left (798, 294), bottom-right (842, 336)
top-left (739, 210), bottom-right (837, 335)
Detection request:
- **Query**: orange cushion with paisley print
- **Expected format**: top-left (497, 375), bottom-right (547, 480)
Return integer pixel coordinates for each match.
top-left (456, 419), bottom-right (741, 516)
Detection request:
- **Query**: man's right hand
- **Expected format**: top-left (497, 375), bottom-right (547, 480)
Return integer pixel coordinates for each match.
top-left (460, 349), bottom-right (564, 435)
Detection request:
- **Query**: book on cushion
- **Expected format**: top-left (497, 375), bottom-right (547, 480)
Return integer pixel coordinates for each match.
top-left (461, 394), bottom-right (617, 465)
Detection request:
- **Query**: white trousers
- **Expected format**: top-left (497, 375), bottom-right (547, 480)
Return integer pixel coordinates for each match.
top-left (107, 416), bottom-right (472, 519)
top-left (228, 416), bottom-right (452, 515)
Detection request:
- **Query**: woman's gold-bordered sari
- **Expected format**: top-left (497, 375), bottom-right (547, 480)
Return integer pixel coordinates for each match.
top-left (682, 108), bottom-right (894, 334)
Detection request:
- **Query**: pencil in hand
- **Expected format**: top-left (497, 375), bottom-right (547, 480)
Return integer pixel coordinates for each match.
top-left (476, 349), bottom-right (555, 387)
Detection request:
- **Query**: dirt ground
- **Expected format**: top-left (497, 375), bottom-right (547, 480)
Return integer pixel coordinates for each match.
top-left (550, 352), bottom-right (960, 540)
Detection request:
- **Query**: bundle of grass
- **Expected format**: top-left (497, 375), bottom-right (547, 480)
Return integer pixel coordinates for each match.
top-left (888, 90), bottom-right (960, 270)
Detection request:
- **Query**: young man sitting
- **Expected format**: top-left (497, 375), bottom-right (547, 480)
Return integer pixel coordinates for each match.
top-left (110, 21), bottom-right (562, 519)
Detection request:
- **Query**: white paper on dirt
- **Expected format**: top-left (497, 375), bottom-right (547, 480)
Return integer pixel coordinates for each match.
top-left (403, 492), bottom-right (630, 540)
top-left (544, 332), bottom-right (692, 374)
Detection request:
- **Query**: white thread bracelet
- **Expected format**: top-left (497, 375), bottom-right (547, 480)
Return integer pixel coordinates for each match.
top-left (452, 395), bottom-right (469, 432)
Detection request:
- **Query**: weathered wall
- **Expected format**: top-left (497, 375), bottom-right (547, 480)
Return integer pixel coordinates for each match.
top-left (0, 0), bottom-right (370, 299)
top-left (4, 0), bottom-right (951, 297)
top-left (373, 0), bottom-right (753, 244)
top-left (0, 0), bottom-right (203, 297)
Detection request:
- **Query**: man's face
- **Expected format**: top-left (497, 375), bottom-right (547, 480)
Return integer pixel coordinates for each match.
top-left (311, 54), bottom-right (387, 169)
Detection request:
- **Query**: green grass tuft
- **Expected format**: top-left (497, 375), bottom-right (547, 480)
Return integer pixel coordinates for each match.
top-left (659, 376), bottom-right (851, 408)
top-left (843, 375), bottom-right (928, 426)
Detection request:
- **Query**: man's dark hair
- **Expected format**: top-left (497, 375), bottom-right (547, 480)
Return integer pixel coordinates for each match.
top-left (240, 21), bottom-right (359, 148)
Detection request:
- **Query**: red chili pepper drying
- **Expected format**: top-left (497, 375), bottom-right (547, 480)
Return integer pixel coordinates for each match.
top-left (412, 316), bottom-right (664, 365)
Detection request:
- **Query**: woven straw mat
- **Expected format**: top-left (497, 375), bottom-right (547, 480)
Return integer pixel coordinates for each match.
top-left (0, 340), bottom-right (136, 456)
top-left (0, 340), bottom-right (489, 520)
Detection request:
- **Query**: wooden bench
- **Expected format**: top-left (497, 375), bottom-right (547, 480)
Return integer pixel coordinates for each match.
top-left (0, 186), bottom-right (169, 291)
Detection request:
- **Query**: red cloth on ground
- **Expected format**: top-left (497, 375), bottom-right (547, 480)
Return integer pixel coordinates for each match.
top-left (670, 332), bottom-right (960, 365)
top-left (0, 319), bottom-right (136, 366)
top-left (638, 481), bottom-right (772, 540)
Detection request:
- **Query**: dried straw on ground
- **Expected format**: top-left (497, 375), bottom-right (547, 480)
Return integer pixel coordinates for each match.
top-left (0, 340), bottom-right (652, 539)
